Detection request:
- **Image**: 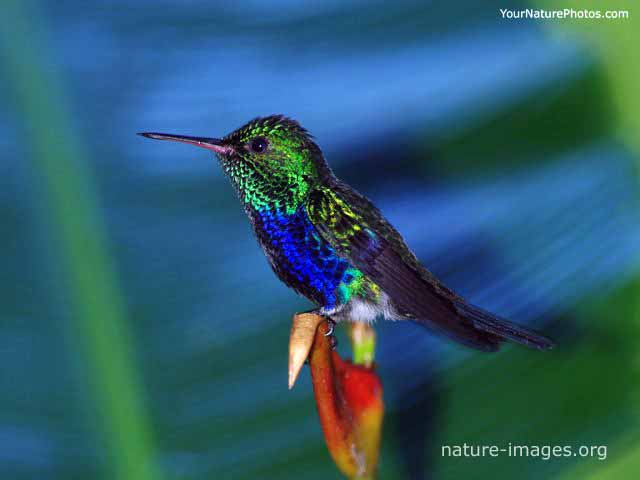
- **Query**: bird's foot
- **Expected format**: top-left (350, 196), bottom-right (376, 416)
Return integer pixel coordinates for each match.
top-left (324, 318), bottom-right (338, 349)
top-left (324, 318), bottom-right (336, 337)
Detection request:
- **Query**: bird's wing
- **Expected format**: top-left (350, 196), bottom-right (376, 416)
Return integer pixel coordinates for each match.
top-left (305, 181), bottom-right (503, 351)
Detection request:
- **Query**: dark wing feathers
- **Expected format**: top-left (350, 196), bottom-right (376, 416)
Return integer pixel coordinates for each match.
top-left (306, 180), bottom-right (554, 351)
top-left (352, 233), bottom-right (504, 351)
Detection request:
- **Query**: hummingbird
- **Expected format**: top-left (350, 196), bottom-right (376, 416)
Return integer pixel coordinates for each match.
top-left (139, 115), bottom-right (554, 352)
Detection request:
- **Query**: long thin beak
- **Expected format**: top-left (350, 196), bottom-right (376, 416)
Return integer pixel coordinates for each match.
top-left (137, 132), bottom-right (232, 155)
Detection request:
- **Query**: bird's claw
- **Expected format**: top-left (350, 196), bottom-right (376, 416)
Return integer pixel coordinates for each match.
top-left (324, 318), bottom-right (336, 337)
top-left (324, 319), bottom-right (338, 350)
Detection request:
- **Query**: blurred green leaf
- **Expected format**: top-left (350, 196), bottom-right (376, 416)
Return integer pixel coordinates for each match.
top-left (0, 2), bottom-right (162, 479)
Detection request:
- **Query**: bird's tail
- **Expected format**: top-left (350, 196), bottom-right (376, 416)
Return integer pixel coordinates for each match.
top-left (453, 300), bottom-right (555, 351)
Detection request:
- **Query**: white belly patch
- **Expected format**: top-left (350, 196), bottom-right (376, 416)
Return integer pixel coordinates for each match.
top-left (321, 292), bottom-right (400, 324)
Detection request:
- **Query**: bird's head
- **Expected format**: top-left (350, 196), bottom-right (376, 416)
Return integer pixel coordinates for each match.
top-left (139, 115), bottom-right (330, 213)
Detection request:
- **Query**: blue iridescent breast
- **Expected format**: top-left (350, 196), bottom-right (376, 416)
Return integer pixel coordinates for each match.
top-left (253, 207), bottom-right (351, 308)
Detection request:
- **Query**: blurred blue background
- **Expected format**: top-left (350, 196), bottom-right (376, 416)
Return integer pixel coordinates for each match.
top-left (1, 1), bottom-right (639, 479)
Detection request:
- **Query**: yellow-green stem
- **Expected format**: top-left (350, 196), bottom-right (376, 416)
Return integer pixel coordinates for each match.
top-left (350, 323), bottom-right (376, 367)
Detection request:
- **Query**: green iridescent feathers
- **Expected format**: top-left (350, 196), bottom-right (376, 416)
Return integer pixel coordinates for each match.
top-left (219, 116), bottom-right (328, 214)
top-left (306, 181), bottom-right (425, 280)
top-left (338, 267), bottom-right (380, 303)
top-left (306, 186), bottom-right (366, 251)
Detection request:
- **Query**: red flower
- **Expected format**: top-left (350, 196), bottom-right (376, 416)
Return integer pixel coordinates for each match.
top-left (308, 321), bottom-right (384, 479)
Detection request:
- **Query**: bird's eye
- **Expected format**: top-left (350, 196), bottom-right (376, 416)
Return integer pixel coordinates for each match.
top-left (249, 137), bottom-right (268, 153)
